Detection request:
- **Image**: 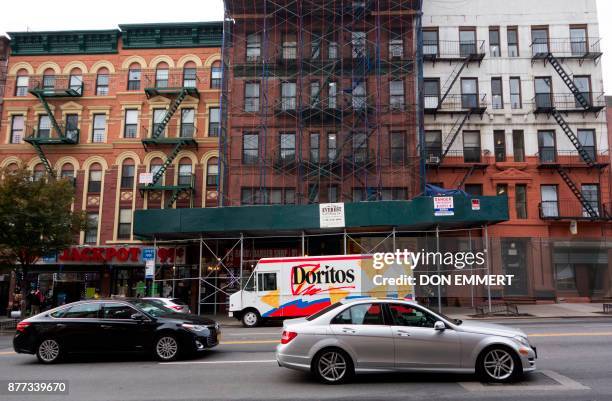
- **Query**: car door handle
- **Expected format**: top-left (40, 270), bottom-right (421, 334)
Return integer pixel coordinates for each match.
top-left (100, 324), bottom-right (113, 329)
top-left (397, 330), bottom-right (411, 337)
top-left (341, 328), bottom-right (357, 334)
top-left (56, 323), bottom-right (66, 329)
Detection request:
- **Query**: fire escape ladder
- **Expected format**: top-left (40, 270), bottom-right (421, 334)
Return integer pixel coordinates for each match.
top-left (439, 110), bottom-right (473, 163)
top-left (149, 141), bottom-right (185, 187)
top-left (550, 109), bottom-right (595, 167)
top-left (32, 92), bottom-right (63, 137)
top-left (439, 56), bottom-right (471, 106)
top-left (545, 53), bottom-right (590, 109)
top-left (29, 141), bottom-right (55, 177)
top-left (457, 165), bottom-right (477, 189)
top-left (153, 89), bottom-right (188, 139)
top-left (556, 166), bottom-right (598, 218)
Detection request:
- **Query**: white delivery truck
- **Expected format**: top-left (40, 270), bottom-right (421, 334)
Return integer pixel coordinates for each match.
top-left (228, 254), bottom-right (414, 327)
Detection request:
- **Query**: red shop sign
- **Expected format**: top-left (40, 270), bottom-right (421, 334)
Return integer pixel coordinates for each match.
top-left (59, 247), bottom-right (141, 263)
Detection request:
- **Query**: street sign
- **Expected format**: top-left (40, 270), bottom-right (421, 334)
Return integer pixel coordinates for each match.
top-left (142, 248), bottom-right (155, 261)
top-left (145, 260), bottom-right (155, 279)
top-left (471, 199), bottom-right (481, 211)
top-left (433, 196), bottom-right (454, 216)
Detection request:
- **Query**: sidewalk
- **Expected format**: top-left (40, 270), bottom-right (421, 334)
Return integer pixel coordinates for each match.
top-left (443, 302), bottom-right (611, 320)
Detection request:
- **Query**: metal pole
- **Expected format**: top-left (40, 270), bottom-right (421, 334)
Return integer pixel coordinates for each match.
top-left (151, 237), bottom-right (156, 297)
top-left (239, 233), bottom-right (244, 290)
top-left (343, 229), bottom-right (347, 255)
top-left (198, 236), bottom-right (202, 316)
top-left (484, 224), bottom-right (492, 313)
top-left (301, 231), bottom-right (305, 256)
top-left (469, 230), bottom-right (474, 308)
top-left (436, 225), bottom-right (441, 313)
top-left (392, 227), bottom-right (396, 251)
top-left (172, 265), bottom-right (176, 298)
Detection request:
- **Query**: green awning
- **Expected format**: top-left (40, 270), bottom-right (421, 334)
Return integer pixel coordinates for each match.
top-left (133, 196), bottom-right (508, 238)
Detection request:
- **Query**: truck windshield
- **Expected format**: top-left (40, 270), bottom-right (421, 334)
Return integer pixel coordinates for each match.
top-left (243, 272), bottom-right (255, 291)
top-left (306, 302), bottom-right (342, 321)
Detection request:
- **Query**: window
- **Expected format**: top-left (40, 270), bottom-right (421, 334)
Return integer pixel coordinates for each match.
top-left (388, 304), bottom-right (436, 328)
top-left (574, 76), bottom-right (591, 108)
top-left (538, 131), bottom-right (556, 162)
top-left (15, 73), bottom-right (29, 96)
top-left (310, 133), bottom-right (320, 163)
top-left (424, 79), bottom-right (440, 109)
top-left (88, 166), bottom-right (102, 193)
top-left (327, 133), bottom-right (338, 161)
top-left (531, 27), bottom-right (549, 55)
top-left (124, 109), bottom-right (138, 138)
top-left (66, 114), bottom-right (79, 141)
top-left (328, 82), bottom-right (337, 109)
top-left (489, 27), bottom-right (501, 57)
top-left (496, 184), bottom-right (508, 197)
top-left (121, 163), bottom-right (135, 189)
top-left (461, 78), bottom-right (478, 109)
top-left (63, 302), bottom-right (100, 318)
top-left (581, 184), bottom-right (600, 216)
top-left (423, 28), bottom-right (439, 56)
top-left (180, 108), bottom-right (195, 138)
top-left (516, 184), bottom-right (528, 219)
top-left (243, 133), bottom-right (259, 164)
top-left (155, 64), bottom-right (169, 88)
top-left (183, 63), bottom-right (197, 88)
top-left (491, 77), bottom-right (503, 109)
top-left (390, 132), bottom-right (405, 163)
top-left (465, 184), bottom-right (483, 196)
top-left (328, 40), bottom-right (338, 59)
top-left (85, 213), bottom-right (99, 244)
top-left (463, 131), bottom-right (481, 163)
top-left (310, 32), bottom-right (321, 59)
top-left (425, 131), bottom-right (442, 160)
top-left (150, 158), bottom-right (163, 182)
top-left (380, 188), bottom-right (407, 201)
top-left (117, 209), bottom-right (132, 239)
top-left (206, 158), bottom-right (218, 186)
top-left (507, 27), bottom-right (519, 57)
top-left (33, 164), bottom-right (45, 181)
top-left (509, 77), bottom-right (522, 109)
top-left (69, 70), bottom-right (83, 94)
top-left (38, 115), bottom-right (51, 138)
top-left (281, 81), bottom-right (297, 110)
top-left (308, 184), bottom-right (319, 203)
top-left (352, 80), bottom-right (367, 109)
top-left (577, 129), bottom-right (596, 161)
top-left (103, 303), bottom-right (137, 319)
top-left (570, 26), bottom-right (587, 56)
top-left (459, 27), bottom-right (477, 56)
top-left (42, 70), bottom-right (55, 90)
top-left (352, 31), bottom-right (366, 58)
top-left (96, 68), bottom-right (109, 96)
top-left (389, 80), bottom-right (405, 110)
top-left (60, 164), bottom-right (74, 181)
top-left (352, 132), bottom-right (367, 163)
top-left (513, 130), bottom-right (525, 162)
top-left (540, 185), bottom-right (558, 217)
top-left (127, 65), bottom-right (141, 90)
top-left (331, 303), bottom-right (383, 325)
top-left (178, 162), bottom-right (192, 186)
top-left (279, 132), bottom-right (296, 161)
top-left (494, 131), bottom-right (506, 162)
top-left (10, 115), bottom-right (24, 144)
top-left (208, 107), bottom-right (220, 137)
top-left (310, 81), bottom-right (320, 108)
top-left (246, 33), bottom-right (261, 61)
top-left (534, 77), bottom-right (552, 109)
top-left (282, 33), bottom-right (297, 60)
top-left (257, 273), bottom-right (277, 291)
top-left (210, 61), bottom-right (222, 89)
top-left (389, 31), bottom-right (403, 58)
top-left (244, 82), bottom-right (260, 112)
top-left (92, 114), bottom-right (106, 143)
top-left (152, 109), bottom-right (166, 137)
top-left (328, 186), bottom-right (339, 203)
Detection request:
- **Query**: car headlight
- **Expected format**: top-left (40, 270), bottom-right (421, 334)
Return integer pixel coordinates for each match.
top-left (182, 323), bottom-right (207, 332)
top-left (513, 335), bottom-right (530, 347)
top-left (214, 322), bottom-right (220, 330)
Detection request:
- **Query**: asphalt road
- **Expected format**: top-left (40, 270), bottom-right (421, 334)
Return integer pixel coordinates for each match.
top-left (0, 318), bottom-right (611, 401)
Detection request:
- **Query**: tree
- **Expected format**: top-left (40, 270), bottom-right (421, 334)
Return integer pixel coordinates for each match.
top-left (0, 167), bottom-right (86, 297)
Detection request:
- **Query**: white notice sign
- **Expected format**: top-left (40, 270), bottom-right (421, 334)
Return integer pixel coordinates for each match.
top-left (139, 173), bottom-right (153, 184)
top-left (319, 203), bottom-right (346, 228)
top-left (433, 196), bottom-right (455, 217)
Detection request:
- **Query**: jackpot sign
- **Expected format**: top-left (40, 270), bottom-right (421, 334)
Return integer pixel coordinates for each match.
top-left (290, 260), bottom-right (361, 296)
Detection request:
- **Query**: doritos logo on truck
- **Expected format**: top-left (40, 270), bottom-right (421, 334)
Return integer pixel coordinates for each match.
top-left (291, 263), bottom-right (356, 296)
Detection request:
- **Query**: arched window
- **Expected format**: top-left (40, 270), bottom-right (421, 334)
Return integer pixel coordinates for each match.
top-left (127, 63), bottom-right (141, 91)
top-left (6, 163), bottom-right (19, 174)
top-left (15, 69), bottom-right (29, 96)
top-left (183, 61), bottom-right (197, 88)
top-left (206, 157), bottom-right (218, 186)
top-left (33, 163), bottom-right (46, 181)
top-left (69, 68), bottom-right (83, 94)
top-left (120, 159), bottom-right (135, 189)
top-left (210, 61), bottom-right (222, 89)
top-left (155, 62), bottom-right (169, 89)
top-left (150, 157), bottom-right (164, 182)
top-left (177, 158), bottom-right (192, 186)
top-left (42, 68), bottom-right (55, 90)
top-left (60, 163), bottom-right (75, 180)
top-left (96, 67), bottom-right (109, 96)
top-left (88, 163), bottom-right (103, 193)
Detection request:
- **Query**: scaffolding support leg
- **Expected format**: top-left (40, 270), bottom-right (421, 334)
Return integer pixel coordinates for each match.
top-left (484, 224), bottom-right (492, 313)
top-left (436, 225), bottom-right (441, 313)
top-left (239, 233), bottom-right (244, 290)
top-left (198, 236), bottom-right (203, 316)
top-left (301, 231), bottom-right (305, 256)
top-left (343, 230), bottom-right (347, 255)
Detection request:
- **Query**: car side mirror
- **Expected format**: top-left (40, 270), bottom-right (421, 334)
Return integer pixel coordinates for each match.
top-left (434, 321), bottom-right (446, 331)
top-left (131, 313), bottom-right (147, 321)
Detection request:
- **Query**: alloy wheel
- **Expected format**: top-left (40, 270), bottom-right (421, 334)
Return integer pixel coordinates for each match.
top-left (317, 351), bottom-right (347, 382)
top-left (156, 336), bottom-right (178, 360)
top-left (243, 311), bottom-right (258, 327)
top-left (38, 339), bottom-right (60, 363)
top-left (483, 349), bottom-right (514, 380)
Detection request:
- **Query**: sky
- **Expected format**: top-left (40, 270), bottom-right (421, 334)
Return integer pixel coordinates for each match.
top-left (0, 0), bottom-right (611, 93)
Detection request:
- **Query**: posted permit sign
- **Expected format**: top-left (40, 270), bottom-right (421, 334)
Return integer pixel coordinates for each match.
top-left (319, 203), bottom-right (346, 228)
top-left (433, 196), bottom-right (454, 217)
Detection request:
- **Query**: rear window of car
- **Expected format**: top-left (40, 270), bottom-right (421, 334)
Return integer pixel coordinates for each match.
top-left (306, 302), bottom-right (342, 321)
top-left (170, 298), bottom-right (187, 305)
top-left (61, 303), bottom-right (101, 318)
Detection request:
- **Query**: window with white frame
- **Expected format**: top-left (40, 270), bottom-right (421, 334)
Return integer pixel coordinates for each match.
top-left (389, 80), bottom-right (405, 110)
top-left (244, 82), bottom-right (260, 112)
top-left (124, 109), bottom-right (138, 138)
top-left (246, 33), bottom-right (261, 61)
top-left (117, 209), bottom-right (132, 239)
top-left (10, 115), bottom-right (24, 144)
top-left (92, 114), bottom-right (106, 143)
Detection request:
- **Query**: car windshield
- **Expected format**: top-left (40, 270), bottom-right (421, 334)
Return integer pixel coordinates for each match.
top-left (433, 310), bottom-right (463, 325)
top-left (129, 299), bottom-right (177, 317)
top-left (306, 302), bottom-right (342, 321)
top-left (170, 298), bottom-right (187, 305)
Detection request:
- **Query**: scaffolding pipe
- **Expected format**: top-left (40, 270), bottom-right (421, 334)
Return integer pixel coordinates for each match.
top-left (198, 236), bottom-right (203, 315)
top-left (484, 224), bottom-right (492, 313)
top-left (435, 225), bottom-right (441, 313)
top-left (239, 233), bottom-right (244, 289)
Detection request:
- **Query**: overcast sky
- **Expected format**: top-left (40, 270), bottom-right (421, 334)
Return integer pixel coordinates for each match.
top-left (1, 0), bottom-right (611, 93)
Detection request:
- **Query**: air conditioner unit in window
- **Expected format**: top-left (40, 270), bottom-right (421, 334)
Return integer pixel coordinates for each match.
top-left (427, 155), bottom-right (441, 164)
top-left (391, 48), bottom-right (403, 58)
top-left (246, 55), bottom-right (260, 62)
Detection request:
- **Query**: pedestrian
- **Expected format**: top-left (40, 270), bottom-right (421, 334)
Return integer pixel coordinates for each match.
top-left (30, 289), bottom-right (42, 316)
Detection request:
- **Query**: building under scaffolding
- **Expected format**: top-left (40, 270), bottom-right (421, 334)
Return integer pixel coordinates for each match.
top-left (219, 0), bottom-right (424, 206)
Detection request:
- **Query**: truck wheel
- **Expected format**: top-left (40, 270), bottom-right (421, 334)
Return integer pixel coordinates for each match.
top-left (242, 310), bottom-right (260, 327)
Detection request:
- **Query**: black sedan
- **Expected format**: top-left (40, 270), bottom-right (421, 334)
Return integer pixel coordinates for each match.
top-left (14, 298), bottom-right (219, 363)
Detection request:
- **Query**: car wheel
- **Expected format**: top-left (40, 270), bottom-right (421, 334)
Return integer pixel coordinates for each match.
top-left (312, 349), bottom-right (354, 384)
top-left (36, 338), bottom-right (62, 364)
top-left (478, 347), bottom-right (522, 383)
top-left (242, 310), bottom-right (260, 328)
top-left (154, 335), bottom-right (180, 361)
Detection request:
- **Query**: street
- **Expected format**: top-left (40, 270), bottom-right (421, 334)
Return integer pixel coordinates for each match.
top-left (0, 318), bottom-right (611, 401)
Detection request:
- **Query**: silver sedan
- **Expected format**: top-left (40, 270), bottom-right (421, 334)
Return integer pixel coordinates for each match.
top-left (276, 298), bottom-right (536, 384)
